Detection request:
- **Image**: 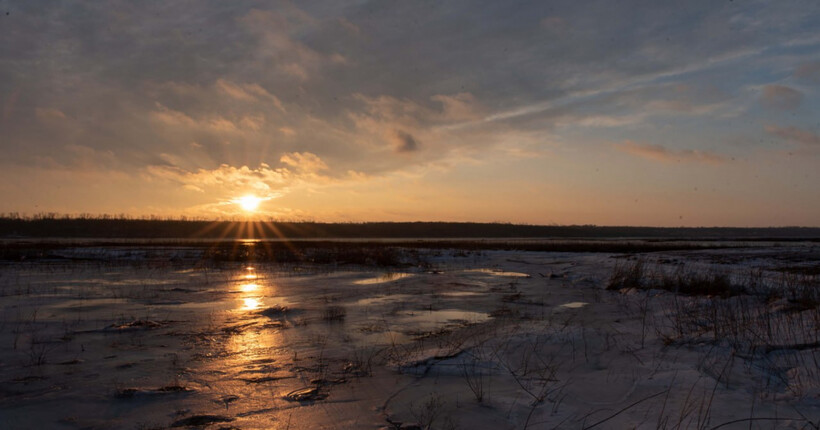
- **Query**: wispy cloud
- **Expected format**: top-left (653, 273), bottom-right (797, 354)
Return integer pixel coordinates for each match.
top-left (279, 151), bottom-right (328, 172)
top-left (614, 141), bottom-right (727, 165)
top-left (35, 108), bottom-right (67, 122)
top-left (443, 45), bottom-right (765, 131)
top-left (216, 79), bottom-right (285, 112)
top-left (765, 124), bottom-right (820, 146)
top-left (794, 61), bottom-right (820, 84)
top-left (759, 85), bottom-right (803, 111)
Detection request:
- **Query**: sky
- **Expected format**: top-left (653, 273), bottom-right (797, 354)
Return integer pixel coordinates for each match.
top-left (1, 0), bottom-right (819, 226)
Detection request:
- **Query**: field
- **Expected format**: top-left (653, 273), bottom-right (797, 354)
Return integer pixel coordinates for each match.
top-left (1, 239), bottom-right (820, 429)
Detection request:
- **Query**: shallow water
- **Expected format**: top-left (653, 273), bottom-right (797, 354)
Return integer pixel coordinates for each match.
top-left (352, 272), bottom-right (414, 285)
top-left (0, 256), bottom-right (509, 429)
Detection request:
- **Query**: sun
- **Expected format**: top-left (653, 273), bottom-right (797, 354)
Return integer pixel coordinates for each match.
top-left (236, 195), bottom-right (262, 212)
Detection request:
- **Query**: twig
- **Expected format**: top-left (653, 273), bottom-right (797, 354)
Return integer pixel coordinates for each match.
top-left (709, 417), bottom-right (804, 429)
top-left (582, 390), bottom-right (667, 429)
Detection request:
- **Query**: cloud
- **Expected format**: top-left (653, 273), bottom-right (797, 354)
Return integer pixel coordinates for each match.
top-left (556, 113), bottom-right (646, 128)
top-left (540, 16), bottom-right (568, 34)
top-left (760, 85), bottom-right (803, 111)
top-left (216, 79), bottom-right (285, 111)
top-left (147, 163), bottom-right (289, 196)
top-left (392, 130), bottom-right (420, 153)
top-left (280, 152), bottom-right (328, 172)
top-left (644, 97), bottom-right (725, 115)
top-left (350, 92), bottom-right (477, 146)
top-left (346, 94), bottom-right (428, 155)
top-left (765, 124), bottom-right (820, 146)
top-left (614, 141), bottom-right (727, 165)
top-left (35, 108), bottom-right (67, 122)
top-left (237, 8), bottom-right (347, 83)
top-left (148, 152), bottom-right (334, 196)
top-left (239, 115), bottom-right (265, 132)
top-left (336, 18), bottom-right (361, 35)
top-left (794, 61), bottom-right (820, 84)
top-left (149, 103), bottom-right (267, 135)
top-left (150, 103), bottom-right (197, 128)
top-left (27, 144), bottom-right (119, 171)
top-left (431, 93), bottom-right (483, 121)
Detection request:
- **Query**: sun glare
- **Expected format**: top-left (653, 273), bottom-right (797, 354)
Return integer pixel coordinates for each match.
top-left (237, 195), bottom-right (262, 212)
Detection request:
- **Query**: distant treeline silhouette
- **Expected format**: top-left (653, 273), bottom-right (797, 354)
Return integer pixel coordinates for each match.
top-left (0, 214), bottom-right (818, 239)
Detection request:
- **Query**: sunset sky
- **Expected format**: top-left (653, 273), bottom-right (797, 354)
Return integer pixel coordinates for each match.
top-left (2, 1), bottom-right (819, 226)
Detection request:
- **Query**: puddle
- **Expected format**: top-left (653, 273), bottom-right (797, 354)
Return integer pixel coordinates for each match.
top-left (353, 273), bottom-right (413, 285)
top-left (50, 298), bottom-right (129, 311)
top-left (437, 291), bottom-right (484, 297)
top-left (559, 302), bottom-right (588, 309)
top-left (395, 309), bottom-right (490, 329)
top-left (109, 279), bottom-right (180, 286)
top-left (176, 301), bottom-right (228, 310)
top-left (355, 294), bottom-right (415, 306)
top-left (466, 269), bottom-right (531, 278)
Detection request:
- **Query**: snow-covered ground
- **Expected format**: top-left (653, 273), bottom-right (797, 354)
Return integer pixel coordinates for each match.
top-left (0, 244), bottom-right (819, 429)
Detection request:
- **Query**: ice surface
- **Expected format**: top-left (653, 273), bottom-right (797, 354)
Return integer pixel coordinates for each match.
top-left (1, 244), bottom-right (819, 428)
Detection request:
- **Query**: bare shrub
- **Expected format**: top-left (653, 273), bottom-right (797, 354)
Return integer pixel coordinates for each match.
top-left (409, 393), bottom-right (445, 430)
top-left (606, 259), bottom-right (645, 290)
top-left (322, 305), bottom-right (346, 322)
top-left (459, 356), bottom-right (486, 403)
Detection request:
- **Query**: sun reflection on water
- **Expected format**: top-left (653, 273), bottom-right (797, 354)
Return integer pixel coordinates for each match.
top-left (240, 283), bottom-right (259, 293)
top-left (225, 320), bottom-right (285, 365)
top-left (224, 267), bottom-right (286, 368)
top-left (241, 297), bottom-right (261, 311)
top-left (354, 272), bottom-right (413, 285)
top-left (236, 267), bottom-right (271, 312)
